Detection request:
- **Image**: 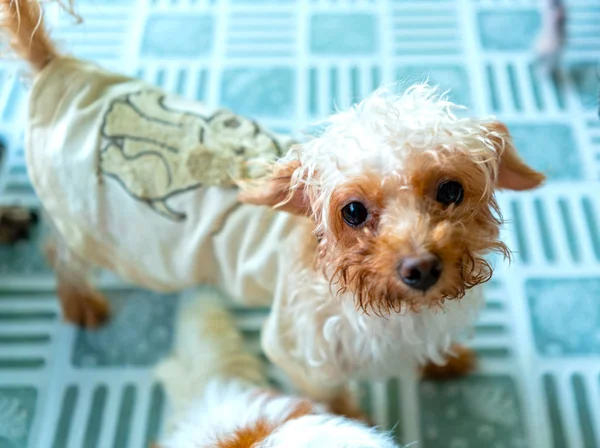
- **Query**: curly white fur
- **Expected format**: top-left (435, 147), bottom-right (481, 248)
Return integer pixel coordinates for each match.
top-left (283, 84), bottom-right (506, 233)
top-left (262, 415), bottom-right (400, 448)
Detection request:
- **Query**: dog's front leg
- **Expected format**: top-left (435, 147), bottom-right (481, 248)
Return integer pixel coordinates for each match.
top-left (45, 232), bottom-right (110, 328)
top-left (420, 344), bottom-right (477, 380)
top-left (260, 311), bottom-right (369, 424)
top-left (265, 344), bottom-right (368, 422)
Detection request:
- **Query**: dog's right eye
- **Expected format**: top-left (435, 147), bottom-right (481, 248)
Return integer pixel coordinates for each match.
top-left (342, 202), bottom-right (369, 227)
top-left (436, 181), bottom-right (464, 206)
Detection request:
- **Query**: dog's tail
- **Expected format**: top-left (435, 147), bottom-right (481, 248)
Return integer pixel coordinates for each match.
top-left (0, 0), bottom-right (61, 71)
top-left (154, 291), bottom-right (267, 416)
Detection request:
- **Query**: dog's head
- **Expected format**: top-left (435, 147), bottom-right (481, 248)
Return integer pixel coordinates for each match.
top-left (241, 85), bottom-right (545, 315)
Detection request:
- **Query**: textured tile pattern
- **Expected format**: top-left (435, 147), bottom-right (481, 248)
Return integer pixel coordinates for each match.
top-left (0, 1), bottom-right (599, 447)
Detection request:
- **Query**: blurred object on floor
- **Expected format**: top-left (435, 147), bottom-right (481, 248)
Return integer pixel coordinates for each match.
top-left (0, 206), bottom-right (39, 244)
top-left (535, 0), bottom-right (566, 73)
top-left (0, 138), bottom-right (5, 164)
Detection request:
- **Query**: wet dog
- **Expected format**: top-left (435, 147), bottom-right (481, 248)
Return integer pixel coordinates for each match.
top-left (1, 0), bottom-right (544, 413)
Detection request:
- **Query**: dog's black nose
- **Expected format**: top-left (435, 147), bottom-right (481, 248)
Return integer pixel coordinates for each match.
top-left (398, 254), bottom-right (442, 291)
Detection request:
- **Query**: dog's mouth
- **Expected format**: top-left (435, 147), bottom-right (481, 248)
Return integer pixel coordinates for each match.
top-left (356, 284), bottom-right (474, 317)
top-left (391, 289), bottom-right (465, 313)
top-left (351, 256), bottom-right (494, 316)
top-left (325, 240), bottom-right (499, 317)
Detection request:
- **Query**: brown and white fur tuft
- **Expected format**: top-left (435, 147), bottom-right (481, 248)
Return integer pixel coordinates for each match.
top-left (154, 291), bottom-right (401, 448)
top-left (0, 0), bottom-right (60, 71)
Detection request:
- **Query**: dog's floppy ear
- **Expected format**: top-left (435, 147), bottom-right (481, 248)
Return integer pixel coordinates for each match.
top-left (486, 121), bottom-right (546, 191)
top-left (238, 159), bottom-right (311, 216)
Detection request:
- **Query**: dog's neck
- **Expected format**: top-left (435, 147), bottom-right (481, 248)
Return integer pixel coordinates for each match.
top-left (262, 238), bottom-right (484, 383)
top-left (212, 204), bottom-right (483, 384)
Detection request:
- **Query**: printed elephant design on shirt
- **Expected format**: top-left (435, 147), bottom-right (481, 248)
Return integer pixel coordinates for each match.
top-left (100, 89), bottom-right (284, 221)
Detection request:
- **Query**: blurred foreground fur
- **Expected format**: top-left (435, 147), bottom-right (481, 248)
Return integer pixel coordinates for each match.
top-left (154, 293), bottom-right (401, 448)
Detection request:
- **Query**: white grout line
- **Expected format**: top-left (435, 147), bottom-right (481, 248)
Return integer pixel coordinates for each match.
top-left (557, 371), bottom-right (585, 448)
top-left (505, 271), bottom-right (554, 448)
top-left (459, 0), bottom-right (487, 115)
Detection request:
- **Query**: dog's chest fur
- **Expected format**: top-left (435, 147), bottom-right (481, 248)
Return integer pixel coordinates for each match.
top-left (260, 227), bottom-right (484, 383)
top-left (294, 284), bottom-right (482, 380)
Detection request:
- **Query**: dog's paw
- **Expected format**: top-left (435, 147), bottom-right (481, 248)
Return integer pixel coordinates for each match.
top-left (420, 345), bottom-right (476, 380)
top-left (60, 288), bottom-right (111, 329)
top-left (328, 392), bottom-right (374, 426)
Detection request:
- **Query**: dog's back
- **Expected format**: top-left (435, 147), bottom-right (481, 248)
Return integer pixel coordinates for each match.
top-left (1, 0), bottom-right (301, 300)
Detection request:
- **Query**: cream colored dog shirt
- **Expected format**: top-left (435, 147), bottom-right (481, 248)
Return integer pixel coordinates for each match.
top-left (27, 57), bottom-right (300, 303)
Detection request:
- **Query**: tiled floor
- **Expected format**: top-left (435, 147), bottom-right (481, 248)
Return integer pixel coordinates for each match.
top-left (0, 1), bottom-right (599, 447)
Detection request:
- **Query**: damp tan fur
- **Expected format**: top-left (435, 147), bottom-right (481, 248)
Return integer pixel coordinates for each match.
top-left (0, 0), bottom-right (61, 70)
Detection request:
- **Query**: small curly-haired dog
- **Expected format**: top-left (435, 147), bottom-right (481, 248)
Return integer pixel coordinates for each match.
top-left (1, 0), bottom-right (544, 413)
top-left (155, 292), bottom-right (401, 448)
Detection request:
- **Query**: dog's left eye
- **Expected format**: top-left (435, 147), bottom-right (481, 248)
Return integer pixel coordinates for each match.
top-left (437, 181), bottom-right (464, 205)
top-left (342, 202), bottom-right (369, 227)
